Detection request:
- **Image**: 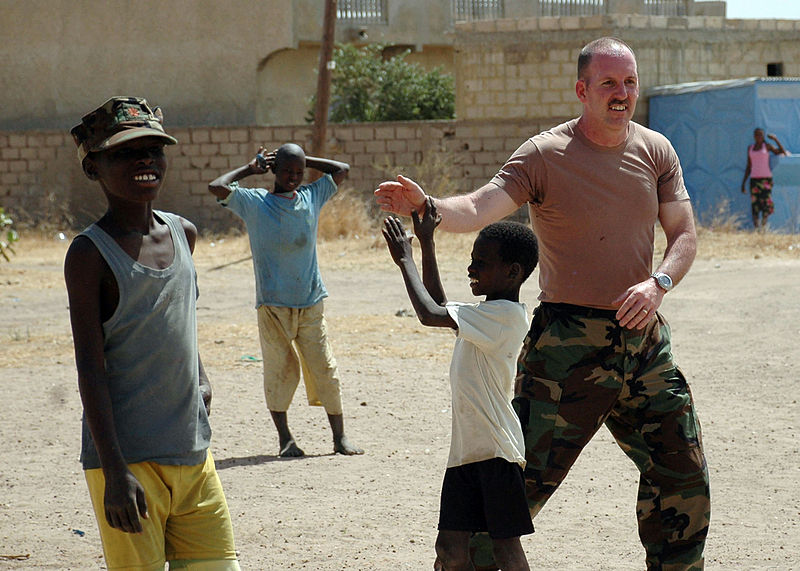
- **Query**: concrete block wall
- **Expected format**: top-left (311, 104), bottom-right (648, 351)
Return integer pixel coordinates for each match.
top-left (0, 118), bottom-right (558, 232)
top-left (454, 15), bottom-right (800, 123)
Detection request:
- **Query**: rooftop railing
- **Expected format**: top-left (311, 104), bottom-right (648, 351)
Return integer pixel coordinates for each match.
top-left (452, 0), bottom-right (505, 21)
top-left (537, 0), bottom-right (604, 17)
top-left (337, 0), bottom-right (388, 24)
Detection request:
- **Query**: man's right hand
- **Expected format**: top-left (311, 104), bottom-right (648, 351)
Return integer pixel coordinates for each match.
top-left (104, 469), bottom-right (148, 534)
top-left (375, 175), bottom-right (427, 216)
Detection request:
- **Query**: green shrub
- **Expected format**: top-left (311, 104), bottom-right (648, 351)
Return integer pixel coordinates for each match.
top-left (0, 207), bottom-right (19, 262)
top-left (309, 44), bottom-right (455, 123)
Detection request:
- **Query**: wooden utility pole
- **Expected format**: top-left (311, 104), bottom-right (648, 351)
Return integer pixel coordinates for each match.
top-left (311, 0), bottom-right (337, 159)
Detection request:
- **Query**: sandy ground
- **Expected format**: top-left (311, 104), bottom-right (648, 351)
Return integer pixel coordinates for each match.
top-left (1, 230), bottom-right (799, 570)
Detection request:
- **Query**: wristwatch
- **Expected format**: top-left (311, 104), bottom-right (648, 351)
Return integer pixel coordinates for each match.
top-left (651, 272), bottom-right (673, 292)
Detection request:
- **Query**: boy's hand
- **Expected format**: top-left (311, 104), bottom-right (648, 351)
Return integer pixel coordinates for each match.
top-left (382, 216), bottom-right (414, 266)
top-left (104, 469), bottom-right (148, 534)
top-left (250, 146), bottom-right (276, 174)
top-left (199, 375), bottom-right (212, 416)
top-left (412, 196), bottom-right (441, 243)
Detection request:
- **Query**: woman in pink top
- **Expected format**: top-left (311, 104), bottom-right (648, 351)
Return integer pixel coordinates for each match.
top-left (741, 128), bottom-right (787, 228)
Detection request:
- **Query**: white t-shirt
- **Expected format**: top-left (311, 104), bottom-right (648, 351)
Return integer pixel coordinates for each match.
top-left (445, 299), bottom-right (530, 469)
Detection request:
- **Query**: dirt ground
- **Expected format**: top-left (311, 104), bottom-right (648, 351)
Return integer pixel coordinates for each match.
top-left (1, 229), bottom-right (799, 570)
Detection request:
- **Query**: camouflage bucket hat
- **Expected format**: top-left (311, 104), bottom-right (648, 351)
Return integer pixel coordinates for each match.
top-left (70, 96), bottom-right (178, 164)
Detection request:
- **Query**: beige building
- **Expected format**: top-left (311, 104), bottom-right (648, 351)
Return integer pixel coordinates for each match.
top-left (4, 0), bottom-right (800, 230)
top-left (1, 0), bottom-right (461, 131)
top-left (2, 0), bottom-right (735, 132)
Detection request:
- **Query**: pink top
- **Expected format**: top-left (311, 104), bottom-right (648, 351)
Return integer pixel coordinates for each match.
top-left (749, 144), bottom-right (772, 178)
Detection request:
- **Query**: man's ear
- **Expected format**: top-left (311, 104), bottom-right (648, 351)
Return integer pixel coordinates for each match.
top-left (575, 79), bottom-right (587, 103)
top-left (82, 158), bottom-right (98, 180)
top-left (508, 262), bottom-right (522, 281)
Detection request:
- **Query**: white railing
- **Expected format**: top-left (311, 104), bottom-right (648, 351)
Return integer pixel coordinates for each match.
top-left (452, 0), bottom-right (505, 21)
top-left (535, 0), bottom-right (691, 17)
top-left (644, 0), bottom-right (689, 16)
top-left (337, 0), bottom-right (388, 24)
top-left (537, 0), bottom-right (604, 17)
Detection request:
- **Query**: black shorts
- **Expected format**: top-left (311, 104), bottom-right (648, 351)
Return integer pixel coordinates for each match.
top-left (438, 458), bottom-right (534, 539)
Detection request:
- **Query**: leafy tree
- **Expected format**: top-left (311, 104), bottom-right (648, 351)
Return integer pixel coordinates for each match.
top-left (0, 207), bottom-right (19, 262)
top-left (309, 44), bottom-right (455, 123)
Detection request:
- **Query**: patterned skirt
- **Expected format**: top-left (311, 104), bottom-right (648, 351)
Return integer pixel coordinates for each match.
top-left (749, 177), bottom-right (774, 216)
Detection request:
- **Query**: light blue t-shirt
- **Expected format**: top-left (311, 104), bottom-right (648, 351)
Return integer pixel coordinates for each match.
top-left (221, 174), bottom-right (337, 308)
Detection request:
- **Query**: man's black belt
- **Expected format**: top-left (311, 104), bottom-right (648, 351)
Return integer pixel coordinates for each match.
top-left (542, 302), bottom-right (619, 320)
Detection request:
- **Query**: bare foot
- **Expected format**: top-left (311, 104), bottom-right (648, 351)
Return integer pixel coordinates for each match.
top-left (279, 439), bottom-right (305, 457)
top-left (334, 435), bottom-right (363, 455)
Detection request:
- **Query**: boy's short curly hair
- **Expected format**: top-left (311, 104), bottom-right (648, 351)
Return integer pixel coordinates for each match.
top-left (477, 221), bottom-right (538, 282)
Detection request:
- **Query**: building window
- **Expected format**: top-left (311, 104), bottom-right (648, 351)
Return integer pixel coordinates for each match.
top-left (337, 0), bottom-right (387, 24)
top-left (767, 62), bottom-right (784, 77)
top-left (452, 0), bottom-right (505, 22)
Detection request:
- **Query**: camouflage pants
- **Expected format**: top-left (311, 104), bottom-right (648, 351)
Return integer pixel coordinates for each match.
top-left (514, 302), bottom-right (710, 570)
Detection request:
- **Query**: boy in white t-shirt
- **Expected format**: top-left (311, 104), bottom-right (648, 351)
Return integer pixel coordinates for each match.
top-left (383, 198), bottom-right (538, 571)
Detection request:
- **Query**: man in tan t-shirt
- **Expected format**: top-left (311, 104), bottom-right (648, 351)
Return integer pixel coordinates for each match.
top-left (376, 37), bottom-right (709, 570)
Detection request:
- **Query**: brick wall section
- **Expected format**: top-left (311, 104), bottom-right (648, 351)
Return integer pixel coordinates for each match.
top-left (454, 15), bottom-right (800, 123)
top-left (0, 118), bottom-right (558, 232)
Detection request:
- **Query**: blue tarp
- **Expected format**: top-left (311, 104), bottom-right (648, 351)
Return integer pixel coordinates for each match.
top-left (648, 78), bottom-right (800, 232)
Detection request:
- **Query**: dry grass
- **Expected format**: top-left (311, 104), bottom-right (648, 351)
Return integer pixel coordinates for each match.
top-left (694, 226), bottom-right (800, 259)
top-left (3, 187), bottom-right (799, 284)
top-left (374, 150), bottom-right (464, 200)
top-left (318, 186), bottom-right (375, 240)
top-left (4, 220), bottom-right (797, 281)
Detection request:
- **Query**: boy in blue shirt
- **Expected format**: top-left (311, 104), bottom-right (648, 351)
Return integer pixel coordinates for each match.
top-left (383, 199), bottom-right (537, 571)
top-left (209, 144), bottom-right (362, 457)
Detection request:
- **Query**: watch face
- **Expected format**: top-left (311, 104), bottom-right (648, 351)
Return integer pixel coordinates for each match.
top-left (656, 273), bottom-right (672, 290)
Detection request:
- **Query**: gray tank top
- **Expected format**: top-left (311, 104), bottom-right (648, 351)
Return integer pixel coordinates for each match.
top-left (78, 211), bottom-right (211, 469)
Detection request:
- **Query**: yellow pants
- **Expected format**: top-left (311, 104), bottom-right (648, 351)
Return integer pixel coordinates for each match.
top-left (257, 301), bottom-right (343, 414)
top-left (84, 452), bottom-right (238, 570)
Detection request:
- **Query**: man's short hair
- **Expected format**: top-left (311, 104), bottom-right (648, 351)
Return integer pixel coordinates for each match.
top-left (478, 221), bottom-right (538, 282)
top-left (577, 37), bottom-right (636, 81)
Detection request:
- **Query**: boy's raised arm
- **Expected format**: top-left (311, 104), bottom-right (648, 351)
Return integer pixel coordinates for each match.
top-left (413, 197), bottom-right (446, 306)
top-left (383, 216), bottom-right (456, 329)
top-left (305, 156), bottom-right (350, 185)
top-left (208, 147), bottom-right (273, 200)
top-left (64, 239), bottom-right (148, 534)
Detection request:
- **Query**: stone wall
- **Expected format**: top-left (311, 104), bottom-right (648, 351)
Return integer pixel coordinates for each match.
top-left (454, 15), bottom-right (800, 123)
top-left (0, 118), bottom-right (560, 232)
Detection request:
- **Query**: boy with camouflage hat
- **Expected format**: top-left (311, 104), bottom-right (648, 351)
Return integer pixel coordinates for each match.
top-left (65, 96), bottom-right (240, 570)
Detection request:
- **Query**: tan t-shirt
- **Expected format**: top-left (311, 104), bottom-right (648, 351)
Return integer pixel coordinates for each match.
top-left (490, 119), bottom-right (689, 309)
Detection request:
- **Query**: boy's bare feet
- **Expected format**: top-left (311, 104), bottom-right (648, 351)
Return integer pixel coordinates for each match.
top-left (279, 439), bottom-right (305, 458)
top-left (271, 410), bottom-right (305, 457)
top-left (328, 413), bottom-right (363, 455)
top-left (334, 435), bottom-right (364, 456)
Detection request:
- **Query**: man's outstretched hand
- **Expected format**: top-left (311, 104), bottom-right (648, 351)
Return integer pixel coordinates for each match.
top-left (375, 175), bottom-right (427, 216)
